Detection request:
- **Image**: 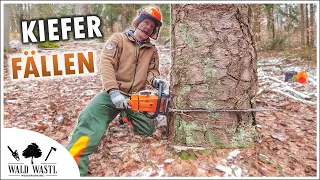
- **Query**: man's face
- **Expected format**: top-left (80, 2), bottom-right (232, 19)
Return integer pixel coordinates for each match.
top-left (137, 19), bottom-right (155, 39)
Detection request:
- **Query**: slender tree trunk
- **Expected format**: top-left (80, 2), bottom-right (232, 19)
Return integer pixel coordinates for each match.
top-left (100, 5), bottom-right (108, 37)
top-left (275, 8), bottom-right (279, 29)
top-left (266, 5), bottom-right (275, 40)
top-left (253, 4), bottom-right (261, 42)
top-left (18, 4), bottom-right (24, 22)
top-left (300, 4), bottom-right (305, 46)
top-left (4, 4), bottom-right (11, 51)
top-left (170, 4), bottom-right (258, 147)
top-left (285, 4), bottom-right (291, 44)
top-left (256, 4), bottom-right (261, 41)
top-left (83, 4), bottom-right (89, 15)
top-left (31, 157), bottom-right (34, 164)
top-left (110, 14), bottom-right (114, 34)
top-left (26, 4), bottom-right (30, 19)
top-left (305, 4), bottom-right (309, 46)
top-left (271, 6), bottom-right (275, 40)
top-left (17, 4), bottom-right (24, 35)
top-left (285, 4), bottom-right (289, 31)
top-left (266, 6), bottom-right (271, 40)
top-left (11, 5), bottom-right (17, 33)
top-left (309, 4), bottom-right (315, 47)
top-left (121, 4), bottom-right (127, 31)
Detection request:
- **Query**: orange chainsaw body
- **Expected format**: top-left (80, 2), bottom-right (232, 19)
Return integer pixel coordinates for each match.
top-left (128, 91), bottom-right (165, 113)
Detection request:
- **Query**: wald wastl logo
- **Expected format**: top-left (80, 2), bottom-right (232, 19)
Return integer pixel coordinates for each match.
top-left (7, 143), bottom-right (57, 177)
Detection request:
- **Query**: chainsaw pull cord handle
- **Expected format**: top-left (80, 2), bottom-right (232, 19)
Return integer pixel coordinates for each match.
top-left (144, 81), bottom-right (164, 119)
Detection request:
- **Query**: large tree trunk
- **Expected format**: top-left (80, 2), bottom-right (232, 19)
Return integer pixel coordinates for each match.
top-left (170, 4), bottom-right (258, 148)
top-left (300, 4), bottom-right (305, 46)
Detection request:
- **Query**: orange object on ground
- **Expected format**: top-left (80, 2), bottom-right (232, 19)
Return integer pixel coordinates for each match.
top-left (296, 71), bottom-right (308, 84)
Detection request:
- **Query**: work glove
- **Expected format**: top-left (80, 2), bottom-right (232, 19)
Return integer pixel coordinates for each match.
top-left (152, 78), bottom-right (166, 90)
top-left (109, 90), bottom-right (128, 109)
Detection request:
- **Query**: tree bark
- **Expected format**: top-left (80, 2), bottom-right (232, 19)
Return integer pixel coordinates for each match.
top-left (300, 4), bottom-right (305, 46)
top-left (170, 4), bottom-right (258, 148)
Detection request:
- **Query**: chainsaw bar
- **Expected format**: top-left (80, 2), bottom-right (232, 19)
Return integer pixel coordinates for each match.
top-left (168, 108), bottom-right (277, 113)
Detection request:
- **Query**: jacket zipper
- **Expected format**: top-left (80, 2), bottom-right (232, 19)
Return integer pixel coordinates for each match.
top-left (127, 46), bottom-right (140, 94)
top-left (114, 46), bottom-right (120, 72)
top-left (152, 57), bottom-right (156, 69)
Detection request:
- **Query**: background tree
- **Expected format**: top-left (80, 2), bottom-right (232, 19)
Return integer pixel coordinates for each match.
top-left (158, 4), bottom-right (171, 44)
top-left (264, 4), bottom-right (275, 41)
top-left (104, 4), bottom-right (121, 34)
top-left (22, 143), bottom-right (42, 164)
top-left (4, 4), bottom-right (11, 51)
top-left (309, 4), bottom-right (315, 46)
top-left (121, 4), bottom-right (127, 31)
top-left (170, 4), bottom-right (258, 147)
top-left (252, 4), bottom-right (261, 42)
top-left (305, 4), bottom-right (309, 46)
top-left (58, 4), bottom-right (75, 16)
top-left (300, 4), bottom-right (305, 46)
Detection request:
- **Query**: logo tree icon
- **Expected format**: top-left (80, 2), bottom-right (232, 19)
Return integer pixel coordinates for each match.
top-left (22, 143), bottom-right (42, 164)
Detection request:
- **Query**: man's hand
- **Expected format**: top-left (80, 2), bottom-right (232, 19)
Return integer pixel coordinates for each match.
top-left (109, 90), bottom-right (128, 109)
top-left (152, 78), bottom-right (166, 90)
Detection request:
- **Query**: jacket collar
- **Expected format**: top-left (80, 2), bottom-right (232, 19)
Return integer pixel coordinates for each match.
top-left (125, 30), bottom-right (153, 47)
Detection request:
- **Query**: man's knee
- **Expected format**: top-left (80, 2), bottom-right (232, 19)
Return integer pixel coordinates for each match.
top-left (143, 126), bottom-right (155, 137)
top-left (139, 121), bottom-right (155, 137)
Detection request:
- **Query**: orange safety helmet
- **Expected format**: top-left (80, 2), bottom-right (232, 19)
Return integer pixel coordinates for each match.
top-left (133, 6), bottom-right (162, 39)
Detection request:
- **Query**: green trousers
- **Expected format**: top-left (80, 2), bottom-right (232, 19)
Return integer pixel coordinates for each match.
top-left (65, 91), bottom-right (155, 176)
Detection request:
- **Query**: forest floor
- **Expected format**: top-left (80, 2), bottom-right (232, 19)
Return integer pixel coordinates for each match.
top-left (3, 39), bottom-right (318, 177)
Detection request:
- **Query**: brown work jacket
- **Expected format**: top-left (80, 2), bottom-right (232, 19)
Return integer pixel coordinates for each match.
top-left (100, 30), bottom-right (160, 95)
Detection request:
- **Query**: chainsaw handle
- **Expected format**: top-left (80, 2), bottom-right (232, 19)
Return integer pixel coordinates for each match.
top-left (144, 81), bottom-right (164, 119)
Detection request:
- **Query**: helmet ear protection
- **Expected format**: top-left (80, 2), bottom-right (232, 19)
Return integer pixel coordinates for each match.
top-left (132, 7), bottom-right (162, 39)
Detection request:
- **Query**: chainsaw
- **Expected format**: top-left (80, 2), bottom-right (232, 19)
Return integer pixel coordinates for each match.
top-left (7, 146), bottom-right (20, 161)
top-left (128, 81), bottom-right (172, 119)
top-left (127, 81), bottom-right (277, 119)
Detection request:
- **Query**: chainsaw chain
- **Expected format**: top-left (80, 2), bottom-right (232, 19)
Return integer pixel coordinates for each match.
top-left (168, 108), bottom-right (277, 113)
